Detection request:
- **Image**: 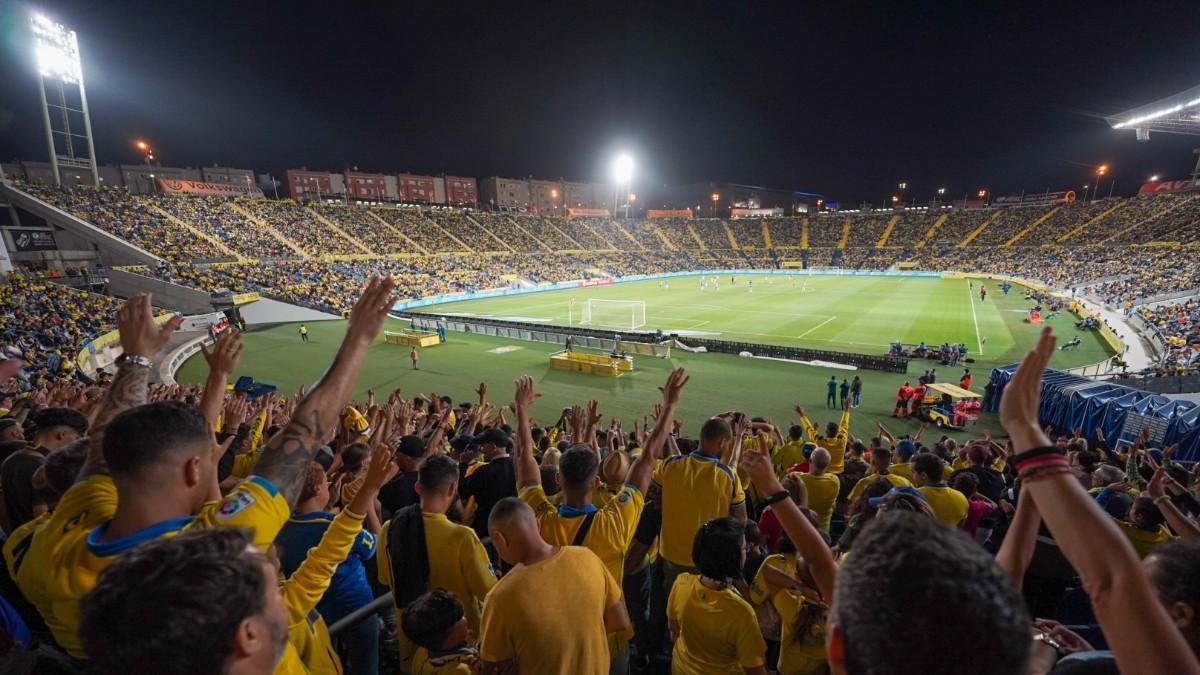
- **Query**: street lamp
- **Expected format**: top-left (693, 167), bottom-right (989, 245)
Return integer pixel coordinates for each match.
top-left (1094, 164), bottom-right (1108, 201)
top-left (1150, 175), bottom-right (1160, 182)
top-left (711, 192), bottom-right (720, 218)
top-left (135, 140), bottom-right (157, 193)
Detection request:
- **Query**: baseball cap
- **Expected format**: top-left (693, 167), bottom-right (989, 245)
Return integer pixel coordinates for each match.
top-left (397, 435), bottom-right (426, 459)
top-left (868, 485), bottom-right (927, 508)
top-left (450, 434), bottom-right (475, 452)
top-left (802, 442), bottom-right (817, 458)
top-left (1100, 490), bottom-right (1133, 519)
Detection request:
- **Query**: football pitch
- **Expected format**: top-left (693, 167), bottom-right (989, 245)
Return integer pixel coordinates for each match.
top-left (176, 275), bottom-right (1114, 444)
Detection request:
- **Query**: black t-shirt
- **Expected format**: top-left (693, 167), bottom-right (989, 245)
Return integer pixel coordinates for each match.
top-left (378, 471), bottom-right (419, 517)
top-left (950, 466), bottom-right (1007, 503)
top-left (1, 448), bottom-right (46, 530)
top-left (458, 456), bottom-right (516, 538)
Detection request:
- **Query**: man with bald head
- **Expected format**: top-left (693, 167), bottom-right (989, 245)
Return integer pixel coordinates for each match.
top-left (798, 447), bottom-right (840, 532)
top-left (480, 497), bottom-right (629, 675)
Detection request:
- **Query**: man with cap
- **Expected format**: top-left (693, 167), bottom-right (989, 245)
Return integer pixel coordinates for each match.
top-left (458, 426), bottom-right (516, 539)
top-left (379, 434), bottom-right (430, 516)
top-left (847, 445), bottom-right (912, 505)
top-left (890, 438), bottom-right (917, 482)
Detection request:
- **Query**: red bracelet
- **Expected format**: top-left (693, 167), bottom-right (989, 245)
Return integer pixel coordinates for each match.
top-left (1019, 465), bottom-right (1072, 483)
top-left (1016, 454), bottom-right (1069, 475)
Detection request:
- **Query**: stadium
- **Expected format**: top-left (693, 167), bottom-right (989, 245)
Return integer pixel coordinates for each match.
top-left (2, 4), bottom-right (1200, 675)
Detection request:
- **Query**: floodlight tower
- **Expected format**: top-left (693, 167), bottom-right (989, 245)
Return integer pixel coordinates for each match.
top-left (612, 153), bottom-right (633, 219)
top-left (31, 14), bottom-right (99, 187)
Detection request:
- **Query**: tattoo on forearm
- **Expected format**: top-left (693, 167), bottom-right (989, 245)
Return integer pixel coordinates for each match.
top-left (253, 409), bottom-right (328, 506)
top-left (78, 363), bottom-right (150, 481)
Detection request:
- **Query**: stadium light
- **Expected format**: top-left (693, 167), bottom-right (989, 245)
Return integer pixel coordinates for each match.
top-left (891, 195), bottom-right (900, 203)
top-left (30, 13), bottom-right (98, 187)
top-left (1150, 175), bottom-right (1160, 182)
top-left (629, 193), bottom-right (637, 202)
top-left (937, 187), bottom-right (946, 195)
top-left (977, 189), bottom-right (987, 198)
top-left (1096, 164), bottom-right (1108, 176)
top-left (898, 181), bottom-right (908, 190)
top-left (32, 14), bottom-right (82, 84)
top-left (612, 154), bottom-right (634, 184)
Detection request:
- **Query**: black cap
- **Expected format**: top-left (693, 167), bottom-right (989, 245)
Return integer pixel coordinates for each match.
top-left (397, 434), bottom-right (426, 459)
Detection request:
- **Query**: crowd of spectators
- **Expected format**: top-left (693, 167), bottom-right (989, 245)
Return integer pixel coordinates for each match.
top-left (316, 204), bottom-right (415, 254)
top-left (1111, 195), bottom-right (1200, 245)
top-left (1021, 201), bottom-right (1110, 246)
top-left (843, 214), bottom-right (891, 247)
top-left (1137, 300), bottom-right (1200, 376)
top-left (246, 200), bottom-right (363, 256)
top-left (765, 217), bottom-right (804, 248)
top-left (807, 214), bottom-right (844, 247)
top-left (471, 213), bottom-right (547, 252)
top-left (0, 273), bottom-right (123, 380)
top-left (1, 292), bottom-right (1198, 675)
top-left (968, 205), bottom-right (1051, 246)
top-left (153, 194), bottom-right (293, 260)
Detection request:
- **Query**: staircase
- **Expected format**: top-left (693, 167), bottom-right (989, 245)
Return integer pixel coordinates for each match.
top-left (916, 212), bottom-right (950, 248)
top-left (876, 215), bottom-right (899, 247)
top-left (958, 210), bottom-right (1003, 247)
top-left (801, 217), bottom-right (809, 249)
top-left (574, 218), bottom-right (619, 251)
top-left (722, 221), bottom-right (740, 249)
top-left (145, 202), bottom-right (243, 261)
top-left (506, 216), bottom-right (554, 251)
top-left (545, 219), bottom-right (583, 250)
top-left (366, 211), bottom-right (429, 254)
top-left (611, 220), bottom-right (647, 250)
top-left (1004, 206), bottom-right (1060, 247)
top-left (464, 214), bottom-right (516, 252)
top-left (226, 202), bottom-right (310, 259)
top-left (305, 207), bottom-right (375, 255)
top-left (648, 224), bottom-right (676, 250)
top-left (837, 217), bottom-right (851, 248)
top-left (761, 220), bottom-right (773, 249)
top-left (685, 222), bottom-right (707, 250)
top-left (1057, 202), bottom-right (1125, 244)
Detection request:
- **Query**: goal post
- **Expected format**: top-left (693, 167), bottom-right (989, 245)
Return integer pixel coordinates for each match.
top-left (578, 299), bottom-right (647, 330)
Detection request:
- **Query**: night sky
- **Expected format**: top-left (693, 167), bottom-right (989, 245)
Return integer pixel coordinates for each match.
top-left (2, 0), bottom-right (1200, 205)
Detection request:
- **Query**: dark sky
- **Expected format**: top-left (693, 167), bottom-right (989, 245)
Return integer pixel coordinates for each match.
top-left (2, 0), bottom-right (1200, 205)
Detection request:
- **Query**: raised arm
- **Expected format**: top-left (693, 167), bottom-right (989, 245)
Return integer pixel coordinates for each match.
top-left (512, 376), bottom-right (541, 487)
top-left (739, 438), bottom-right (836, 602)
top-left (1145, 457), bottom-right (1200, 542)
top-left (198, 330), bottom-right (243, 431)
top-left (79, 294), bottom-right (183, 481)
top-left (994, 486), bottom-right (1041, 590)
top-left (627, 368), bottom-right (688, 494)
top-left (254, 277), bottom-right (396, 507)
top-left (1001, 327), bottom-right (1200, 675)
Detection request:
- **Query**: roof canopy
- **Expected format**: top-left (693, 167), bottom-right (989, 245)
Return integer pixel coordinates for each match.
top-left (1108, 83), bottom-right (1200, 136)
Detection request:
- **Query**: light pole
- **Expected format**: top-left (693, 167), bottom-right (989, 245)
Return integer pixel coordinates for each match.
top-left (628, 192), bottom-right (636, 219)
top-left (612, 154), bottom-right (633, 220)
top-left (1095, 165), bottom-right (1108, 202)
top-left (977, 189), bottom-right (988, 207)
top-left (936, 187), bottom-right (946, 206)
top-left (135, 140), bottom-right (156, 193)
top-left (711, 192), bottom-right (719, 218)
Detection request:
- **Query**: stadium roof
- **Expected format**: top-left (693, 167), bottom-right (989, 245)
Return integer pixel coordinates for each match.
top-left (1108, 83), bottom-right (1200, 137)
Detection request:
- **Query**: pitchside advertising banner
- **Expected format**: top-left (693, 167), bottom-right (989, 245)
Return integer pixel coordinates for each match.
top-left (1139, 178), bottom-right (1200, 194)
top-left (156, 178), bottom-right (264, 198)
top-left (10, 230), bottom-right (57, 251)
top-left (566, 208), bottom-right (610, 217)
top-left (730, 208), bottom-right (784, 217)
top-left (646, 209), bottom-right (693, 218)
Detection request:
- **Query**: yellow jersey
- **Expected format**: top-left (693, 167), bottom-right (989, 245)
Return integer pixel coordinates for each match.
top-left (519, 482), bottom-right (643, 587)
top-left (479, 546), bottom-right (620, 675)
top-left (412, 646), bottom-right (478, 674)
top-left (797, 472), bottom-right (840, 532)
top-left (377, 511), bottom-right (496, 633)
top-left (846, 472), bottom-right (911, 505)
top-left (652, 452), bottom-right (746, 567)
top-left (748, 552), bottom-right (796, 605)
top-left (16, 474), bottom-right (289, 658)
top-left (668, 573), bottom-right (765, 674)
top-left (919, 485), bottom-right (969, 527)
top-left (773, 441), bottom-right (807, 476)
top-left (1117, 521), bottom-right (1172, 558)
top-left (801, 410), bottom-right (850, 474)
top-left (889, 462), bottom-right (913, 482)
top-left (775, 590), bottom-right (829, 675)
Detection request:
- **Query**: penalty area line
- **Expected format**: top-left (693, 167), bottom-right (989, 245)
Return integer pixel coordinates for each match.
top-left (797, 315), bottom-right (837, 339)
top-left (967, 281), bottom-right (983, 355)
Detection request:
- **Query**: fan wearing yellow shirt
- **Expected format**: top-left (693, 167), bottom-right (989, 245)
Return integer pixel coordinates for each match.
top-left (402, 589), bottom-right (480, 675)
top-left (796, 398), bottom-right (850, 474)
top-left (647, 415), bottom-right (747, 658)
top-left (79, 526), bottom-right (291, 674)
top-left (480, 498), bottom-right (630, 675)
top-left (846, 446), bottom-right (912, 505)
top-left (773, 425), bottom-right (807, 477)
top-left (797, 448), bottom-right (840, 532)
top-left (18, 280), bottom-right (398, 660)
top-left (913, 454), bottom-right (969, 527)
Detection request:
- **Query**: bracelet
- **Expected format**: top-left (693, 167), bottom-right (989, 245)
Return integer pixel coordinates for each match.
top-left (116, 353), bottom-right (153, 368)
top-left (1153, 495), bottom-right (1172, 505)
top-left (761, 490), bottom-right (790, 507)
top-left (1019, 465), bottom-right (1072, 483)
top-left (1012, 446), bottom-right (1065, 473)
top-left (1016, 454), bottom-right (1069, 476)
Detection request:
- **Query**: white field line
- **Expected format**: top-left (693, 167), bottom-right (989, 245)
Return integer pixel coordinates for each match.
top-left (968, 281), bottom-right (983, 354)
top-left (797, 315), bottom-right (837, 339)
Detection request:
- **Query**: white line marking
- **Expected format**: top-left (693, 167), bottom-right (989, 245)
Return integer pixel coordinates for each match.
top-left (967, 281), bottom-right (983, 354)
top-left (797, 315), bottom-right (837, 339)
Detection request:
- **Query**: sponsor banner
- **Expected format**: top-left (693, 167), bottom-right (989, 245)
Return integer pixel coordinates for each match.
top-left (646, 209), bottom-right (693, 218)
top-left (993, 191), bottom-right (1076, 206)
top-left (578, 278), bottom-right (614, 287)
top-left (566, 207), bottom-right (610, 217)
top-left (1139, 179), bottom-right (1200, 194)
top-left (10, 230), bottom-right (57, 251)
top-left (731, 208), bottom-right (783, 217)
top-left (156, 178), bottom-right (264, 198)
top-left (231, 291), bottom-right (261, 305)
top-left (178, 312), bottom-right (228, 332)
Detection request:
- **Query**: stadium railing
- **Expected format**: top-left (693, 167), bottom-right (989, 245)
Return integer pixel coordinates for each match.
top-left (404, 313), bottom-right (909, 372)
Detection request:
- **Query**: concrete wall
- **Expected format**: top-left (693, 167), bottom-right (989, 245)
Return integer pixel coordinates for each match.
top-left (108, 268), bottom-right (216, 314)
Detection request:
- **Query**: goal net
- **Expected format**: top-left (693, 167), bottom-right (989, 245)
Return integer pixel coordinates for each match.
top-left (578, 299), bottom-right (647, 330)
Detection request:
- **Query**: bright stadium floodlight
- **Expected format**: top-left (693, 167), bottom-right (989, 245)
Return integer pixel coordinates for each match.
top-left (30, 13), bottom-right (98, 187)
top-left (1150, 175), bottom-right (1160, 182)
top-left (612, 154), bottom-right (634, 184)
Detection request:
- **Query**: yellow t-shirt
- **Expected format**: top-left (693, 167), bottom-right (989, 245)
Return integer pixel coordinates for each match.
top-left (889, 462), bottom-right (913, 482)
top-left (919, 485), bottom-right (969, 527)
top-left (668, 573), bottom-right (765, 674)
top-left (797, 472), bottom-right (840, 532)
top-left (775, 590), bottom-right (829, 675)
top-left (378, 512), bottom-right (496, 633)
top-left (277, 508), bottom-right (367, 675)
top-left (801, 410), bottom-right (850, 474)
top-left (748, 552), bottom-right (796, 605)
top-left (1118, 521), bottom-right (1172, 558)
top-left (652, 452), bottom-right (746, 567)
top-left (412, 646), bottom-right (478, 674)
top-left (846, 472), bottom-right (911, 505)
top-left (519, 483), bottom-right (643, 587)
top-left (773, 440), bottom-right (806, 476)
top-left (479, 546), bottom-right (620, 675)
top-left (16, 474), bottom-right (289, 658)
top-left (2, 512), bottom-right (46, 582)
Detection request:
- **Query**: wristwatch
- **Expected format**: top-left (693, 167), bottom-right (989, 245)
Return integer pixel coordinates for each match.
top-left (116, 353), bottom-right (153, 368)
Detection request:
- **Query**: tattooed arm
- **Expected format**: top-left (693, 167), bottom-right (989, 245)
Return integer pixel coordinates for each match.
top-left (78, 294), bottom-right (182, 482)
top-left (253, 277), bottom-right (397, 507)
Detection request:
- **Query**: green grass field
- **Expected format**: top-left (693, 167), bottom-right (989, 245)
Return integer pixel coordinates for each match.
top-left (176, 275), bottom-right (1113, 444)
